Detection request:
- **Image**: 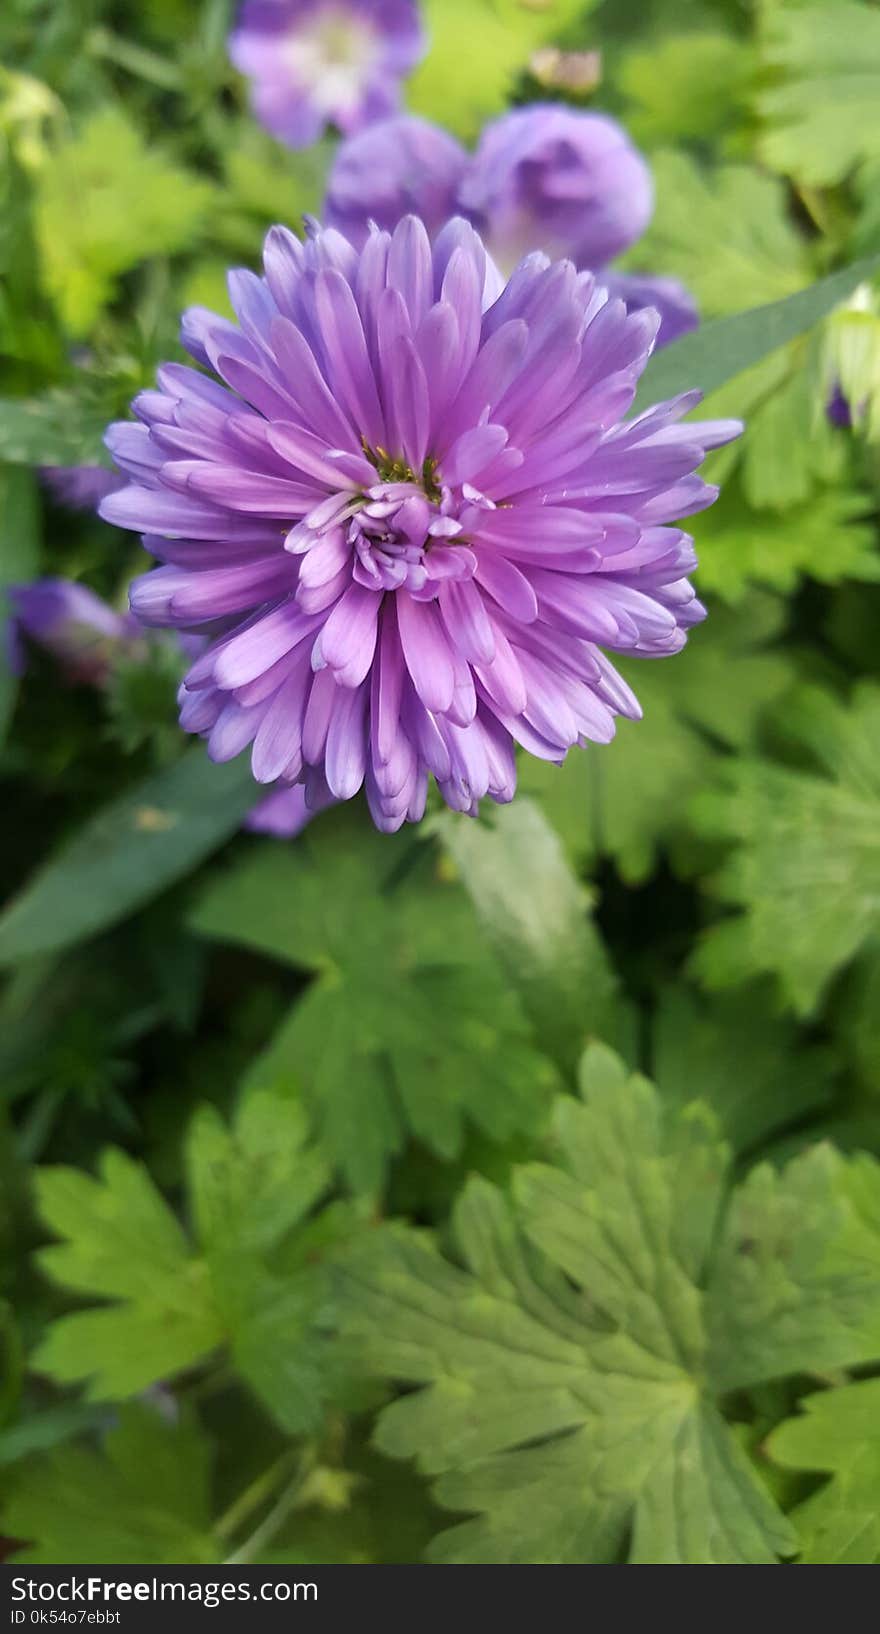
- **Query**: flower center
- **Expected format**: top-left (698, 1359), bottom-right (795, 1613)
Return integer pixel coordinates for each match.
top-left (364, 442), bottom-right (444, 503)
top-left (350, 481), bottom-right (467, 593)
top-left (283, 10), bottom-right (378, 115)
top-left (287, 448), bottom-right (476, 602)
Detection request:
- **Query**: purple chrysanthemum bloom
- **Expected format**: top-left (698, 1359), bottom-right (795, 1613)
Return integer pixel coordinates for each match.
top-left (41, 463), bottom-right (125, 512)
top-left (325, 109), bottom-right (698, 347)
top-left (228, 0), bottom-right (424, 148)
top-left (99, 217), bottom-right (738, 833)
top-left (10, 578), bottom-right (139, 685)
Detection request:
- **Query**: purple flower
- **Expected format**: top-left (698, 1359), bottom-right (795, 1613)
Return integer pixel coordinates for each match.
top-left (245, 781), bottom-right (330, 835)
top-left (322, 116), bottom-right (468, 247)
top-left (41, 464), bottom-right (125, 512)
top-left (10, 578), bottom-right (140, 685)
top-left (12, 575), bottom-right (315, 834)
top-left (100, 217), bottom-right (739, 833)
top-left (827, 383), bottom-right (858, 429)
top-left (599, 271), bottom-right (699, 350)
top-left (325, 108), bottom-right (698, 347)
top-left (228, 0), bottom-right (425, 148)
top-left (459, 106), bottom-right (653, 274)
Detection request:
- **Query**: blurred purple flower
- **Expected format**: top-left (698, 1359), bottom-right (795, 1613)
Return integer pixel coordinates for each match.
top-left (599, 271), bottom-right (698, 349)
top-left (325, 107), bottom-right (698, 347)
top-left (228, 0), bottom-right (425, 148)
top-left (10, 578), bottom-right (139, 685)
top-left (827, 384), bottom-right (854, 429)
top-left (100, 217), bottom-right (738, 832)
top-left (322, 115), bottom-right (468, 244)
top-left (41, 464), bottom-right (125, 512)
top-left (12, 577), bottom-right (315, 836)
top-left (245, 781), bottom-right (332, 835)
top-left (460, 106), bottom-right (653, 273)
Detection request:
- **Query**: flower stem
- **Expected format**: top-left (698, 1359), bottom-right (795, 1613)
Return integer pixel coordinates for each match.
top-left (222, 1459), bottom-right (313, 1567)
top-left (213, 1451), bottom-right (301, 1548)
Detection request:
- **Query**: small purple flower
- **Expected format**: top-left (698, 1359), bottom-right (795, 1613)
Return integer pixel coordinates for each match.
top-left (245, 781), bottom-right (331, 835)
top-left (325, 108), bottom-right (698, 347)
top-left (41, 464), bottom-right (125, 512)
top-left (459, 106), bottom-right (653, 274)
top-left (827, 384), bottom-right (854, 429)
top-left (12, 576), bottom-right (314, 835)
top-left (322, 116), bottom-right (468, 248)
top-left (100, 218), bottom-right (739, 833)
top-left (599, 271), bottom-right (699, 350)
top-left (228, 0), bottom-right (425, 148)
top-left (10, 578), bottom-right (139, 685)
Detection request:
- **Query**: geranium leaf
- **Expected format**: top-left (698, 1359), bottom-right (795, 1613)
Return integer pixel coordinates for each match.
top-left (339, 1045), bottom-right (880, 1563)
top-left (191, 811), bottom-right (559, 1193)
top-left (0, 749), bottom-right (257, 964)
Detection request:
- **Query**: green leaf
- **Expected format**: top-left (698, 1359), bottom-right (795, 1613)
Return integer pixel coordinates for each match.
top-left (221, 124), bottom-right (332, 244)
top-left (437, 798), bottom-right (621, 1074)
top-left (186, 1093), bottom-right (335, 1434)
top-left (520, 597), bottom-right (792, 882)
top-left (31, 1087), bottom-right (338, 1433)
top-left (705, 1150), bottom-right (880, 1390)
top-left (0, 388), bottom-right (114, 467)
top-left (694, 484), bottom-right (879, 601)
top-left (407, 0), bottom-right (591, 141)
top-left (619, 32), bottom-right (754, 147)
top-left (759, 2), bottom-right (880, 187)
top-left (835, 940), bottom-right (880, 1089)
top-left (339, 1046), bottom-right (880, 1563)
top-left (33, 1147), bottom-right (223, 1398)
top-left (853, 157), bottom-right (880, 257)
top-left (255, 1435), bottom-right (441, 1565)
top-left (0, 465), bottom-right (39, 743)
top-left (691, 683), bottom-right (880, 1014)
top-left (188, 1088), bottom-right (329, 1261)
top-left (191, 810), bottom-right (558, 1193)
top-left (0, 748), bottom-right (258, 965)
top-left (700, 336), bottom-right (849, 511)
top-left (629, 152), bottom-right (810, 317)
top-left (2, 1403), bottom-right (220, 1564)
top-left (651, 986), bottom-right (837, 1155)
top-left (34, 107), bottom-right (213, 334)
top-left (638, 252), bottom-right (880, 411)
top-left (0, 1403), bottom-right (107, 1467)
top-left (768, 1380), bottom-right (880, 1564)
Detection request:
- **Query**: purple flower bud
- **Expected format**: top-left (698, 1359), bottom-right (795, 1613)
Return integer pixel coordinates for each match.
top-left (41, 464), bottom-right (125, 512)
top-left (10, 579), bottom-right (139, 685)
top-left (599, 271), bottom-right (698, 346)
top-left (458, 105), bottom-right (654, 275)
top-left (13, 576), bottom-right (321, 843)
top-left (827, 383), bottom-right (853, 428)
top-left (228, 0), bottom-right (425, 148)
top-left (324, 115), bottom-right (469, 249)
top-left (245, 781), bottom-right (335, 835)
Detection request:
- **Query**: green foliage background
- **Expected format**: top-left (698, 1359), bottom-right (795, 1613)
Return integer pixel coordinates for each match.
top-left (1, 0), bottom-right (880, 1567)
